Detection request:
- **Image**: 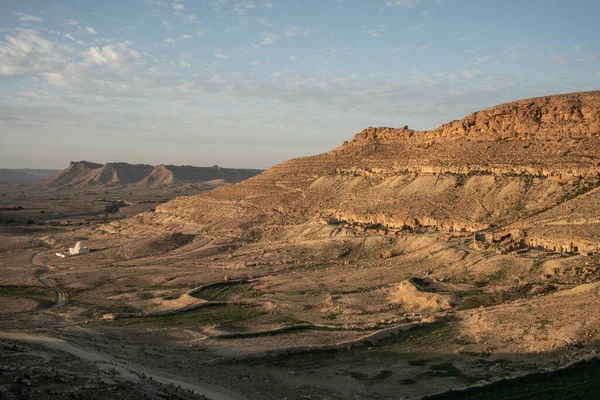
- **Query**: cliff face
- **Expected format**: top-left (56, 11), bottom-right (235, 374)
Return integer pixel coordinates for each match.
top-left (346, 91), bottom-right (600, 144)
top-left (431, 91), bottom-right (600, 139)
top-left (155, 91), bottom-right (600, 252)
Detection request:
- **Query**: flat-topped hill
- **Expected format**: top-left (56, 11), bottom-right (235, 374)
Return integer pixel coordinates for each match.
top-left (34, 161), bottom-right (263, 190)
top-left (154, 91), bottom-right (600, 253)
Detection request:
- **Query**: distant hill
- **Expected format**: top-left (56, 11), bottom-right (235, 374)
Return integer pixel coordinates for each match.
top-left (0, 169), bottom-right (61, 185)
top-left (33, 161), bottom-right (263, 190)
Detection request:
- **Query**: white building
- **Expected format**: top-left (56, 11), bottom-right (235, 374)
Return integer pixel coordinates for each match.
top-left (69, 241), bottom-right (90, 255)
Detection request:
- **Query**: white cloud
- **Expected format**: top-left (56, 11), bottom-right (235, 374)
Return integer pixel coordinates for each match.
top-left (288, 55), bottom-right (297, 61)
top-left (86, 26), bottom-right (97, 34)
top-left (362, 25), bottom-right (385, 37)
top-left (64, 33), bottom-right (84, 45)
top-left (404, 24), bottom-right (429, 31)
top-left (173, 1), bottom-right (185, 10)
top-left (83, 43), bottom-right (141, 67)
top-left (477, 55), bottom-right (496, 62)
top-left (0, 29), bottom-right (67, 77)
top-left (196, 29), bottom-right (210, 36)
top-left (257, 32), bottom-right (277, 46)
top-left (215, 50), bottom-right (228, 59)
top-left (550, 53), bottom-right (567, 65)
top-left (183, 14), bottom-right (199, 23)
top-left (165, 34), bottom-right (193, 44)
top-left (225, 26), bottom-right (243, 33)
top-left (179, 51), bottom-right (192, 68)
top-left (577, 55), bottom-right (599, 62)
top-left (250, 60), bottom-right (260, 66)
top-left (43, 72), bottom-right (68, 87)
top-left (253, 26), bottom-right (310, 47)
top-left (234, 1), bottom-right (256, 15)
top-left (385, 0), bottom-right (421, 8)
top-left (162, 21), bottom-right (173, 30)
top-left (281, 26), bottom-right (310, 38)
top-left (14, 12), bottom-right (44, 23)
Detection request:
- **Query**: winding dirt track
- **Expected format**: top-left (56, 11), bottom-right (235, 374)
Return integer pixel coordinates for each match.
top-left (31, 251), bottom-right (65, 308)
top-left (18, 250), bottom-right (245, 399)
top-left (0, 331), bottom-right (245, 400)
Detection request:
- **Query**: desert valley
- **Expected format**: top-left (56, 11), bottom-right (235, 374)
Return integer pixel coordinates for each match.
top-left (2, 91), bottom-right (600, 399)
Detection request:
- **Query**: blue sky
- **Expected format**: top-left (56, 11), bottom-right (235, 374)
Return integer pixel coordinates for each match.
top-left (0, 0), bottom-right (598, 169)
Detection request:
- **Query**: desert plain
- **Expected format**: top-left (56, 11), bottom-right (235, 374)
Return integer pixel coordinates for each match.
top-left (2, 91), bottom-right (600, 399)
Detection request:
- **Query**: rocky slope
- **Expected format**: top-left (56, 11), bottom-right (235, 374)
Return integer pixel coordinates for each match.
top-left (34, 161), bottom-right (263, 190)
top-left (155, 91), bottom-right (600, 251)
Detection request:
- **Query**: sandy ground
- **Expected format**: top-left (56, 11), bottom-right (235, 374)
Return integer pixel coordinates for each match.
top-left (2, 186), bottom-right (600, 399)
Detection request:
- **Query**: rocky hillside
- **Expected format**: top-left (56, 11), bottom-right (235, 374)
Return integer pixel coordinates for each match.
top-left (346, 91), bottom-right (600, 143)
top-left (154, 91), bottom-right (600, 252)
top-left (34, 161), bottom-right (263, 190)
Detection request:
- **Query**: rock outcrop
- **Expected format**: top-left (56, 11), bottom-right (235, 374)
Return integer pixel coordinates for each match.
top-left (388, 279), bottom-right (456, 312)
top-left (154, 91), bottom-right (600, 251)
top-left (345, 91), bottom-right (600, 145)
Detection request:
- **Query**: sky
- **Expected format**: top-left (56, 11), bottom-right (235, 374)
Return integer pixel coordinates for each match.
top-left (0, 0), bottom-right (599, 169)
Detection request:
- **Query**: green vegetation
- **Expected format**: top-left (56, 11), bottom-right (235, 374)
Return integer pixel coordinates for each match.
top-left (0, 285), bottom-right (53, 300)
top-left (408, 277), bottom-right (430, 291)
top-left (418, 362), bottom-right (479, 384)
top-left (117, 305), bottom-right (265, 328)
top-left (407, 359), bottom-right (429, 366)
top-left (344, 369), bottom-right (393, 382)
top-left (270, 313), bottom-right (304, 325)
top-left (193, 283), bottom-right (261, 301)
top-left (424, 358), bottom-right (600, 400)
top-left (22, 228), bottom-right (65, 237)
top-left (372, 370), bottom-right (394, 380)
top-left (346, 371), bottom-right (369, 381)
top-left (399, 379), bottom-right (417, 385)
top-left (454, 291), bottom-right (522, 311)
top-left (377, 323), bottom-right (458, 351)
top-left (428, 362), bottom-right (463, 376)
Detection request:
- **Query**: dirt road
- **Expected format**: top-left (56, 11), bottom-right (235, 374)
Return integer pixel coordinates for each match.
top-left (0, 331), bottom-right (245, 400)
top-left (31, 251), bottom-right (65, 308)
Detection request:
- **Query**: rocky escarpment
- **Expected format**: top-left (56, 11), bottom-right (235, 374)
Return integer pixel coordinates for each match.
top-left (155, 91), bottom-right (600, 251)
top-left (33, 161), bottom-right (263, 190)
top-left (345, 91), bottom-right (600, 145)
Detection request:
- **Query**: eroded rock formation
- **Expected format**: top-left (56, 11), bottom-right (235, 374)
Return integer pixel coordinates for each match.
top-left (345, 91), bottom-right (600, 145)
top-left (155, 91), bottom-right (600, 252)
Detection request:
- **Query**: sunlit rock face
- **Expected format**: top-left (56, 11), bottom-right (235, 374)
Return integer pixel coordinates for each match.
top-left (156, 91), bottom-right (600, 251)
